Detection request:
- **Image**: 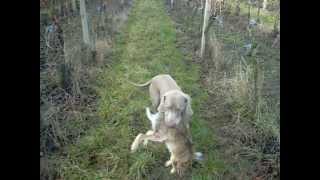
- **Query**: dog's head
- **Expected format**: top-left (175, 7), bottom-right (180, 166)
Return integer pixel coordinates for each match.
top-left (157, 90), bottom-right (193, 128)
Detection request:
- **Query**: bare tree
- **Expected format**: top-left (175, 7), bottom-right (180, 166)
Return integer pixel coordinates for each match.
top-left (71, 0), bottom-right (77, 14)
top-left (200, 0), bottom-right (204, 9)
top-left (257, 0), bottom-right (261, 23)
top-left (235, 0), bottom-right (241, 16)
top-left (64, 1), bottom-right (69, 17)
top-left (210, 0), bottom-right (224, 16)
top-left (248, 0), bottom-right (252, 21)
top-left (214, 0), bottom-right (224, 16)
top-left (100, 1), bottom-right (106, 28)
top-left (79, 0), bottom-right (95, 52)
top-left (49, 15), bottom-right (72, 92)
top-left (262, 0), bottom-right (267, 10)
top-left (80, 0), bottom-right (90, 46)
top-left (200, 0), bottom-right (212, 57)
top-left (272, 4), bottom-right (280, 36)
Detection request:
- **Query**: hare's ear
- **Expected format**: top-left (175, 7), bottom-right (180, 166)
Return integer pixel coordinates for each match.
top-left (157, 95), bottom-right (166, 112)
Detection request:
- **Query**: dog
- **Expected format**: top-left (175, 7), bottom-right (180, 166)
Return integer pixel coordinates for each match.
top-left (131, 107), bottom-right (203, 176)
top-left (129, 74), bottom-right (193, 134)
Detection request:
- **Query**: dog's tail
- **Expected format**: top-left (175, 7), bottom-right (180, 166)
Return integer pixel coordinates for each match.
top-left (193, 152), bottom-right (204, 161)
top-left (128, 79), bottom-right (152, 87)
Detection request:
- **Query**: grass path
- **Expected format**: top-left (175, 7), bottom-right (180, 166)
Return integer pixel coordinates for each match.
top-left (56, 0), bottom-right (224, 179)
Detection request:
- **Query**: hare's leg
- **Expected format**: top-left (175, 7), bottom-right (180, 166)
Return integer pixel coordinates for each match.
top-left (165, 154), bottom-right (174, 167)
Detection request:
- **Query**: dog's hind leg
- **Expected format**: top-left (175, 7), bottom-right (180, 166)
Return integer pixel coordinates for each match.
top-left (149, 83), bottom-right (160, 113)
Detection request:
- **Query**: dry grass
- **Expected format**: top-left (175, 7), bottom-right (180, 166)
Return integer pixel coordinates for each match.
top-left (40, 1), bottom-right (133, 179)
top-left (169, 0), bottom-right (279, 179)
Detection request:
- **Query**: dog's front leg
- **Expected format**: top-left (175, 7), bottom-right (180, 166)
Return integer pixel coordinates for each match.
top-left (146, 107), bottom-right (161, 132)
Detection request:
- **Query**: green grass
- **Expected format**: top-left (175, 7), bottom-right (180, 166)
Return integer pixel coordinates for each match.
top-left (55, 0), bottom-right (224, 179)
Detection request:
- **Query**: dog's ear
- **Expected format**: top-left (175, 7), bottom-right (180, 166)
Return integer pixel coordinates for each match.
top-left (157, 95), bottom-right (166, 112)
top-left (182, 94), bottom-right (193, 123)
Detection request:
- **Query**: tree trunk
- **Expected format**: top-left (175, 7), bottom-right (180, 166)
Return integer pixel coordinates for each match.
top-left (58, 3), bottom-right (62, 17)
top-left (262, 0), bottom-right (267, 10)
top-left (65, 1), bottom-right (69, 17)
top-left (219, 0), bottom-right (223, 16)
top-left (200, 0), bottom-right (211, 58)
top-left (235, 0), bottom-right (240, 16)
top-left (71, 0), bottom-right (77, 14)
top-left (102, 1), bottom-right (107, 28)
top-left (80, 0), bottom-right (90, 45)
top-left (248, 0), bottom-right (251, 21)
top-left (273, 8), bottom-right (280, 36)
top-left (79, 0), bottom-right (95, 52)
top-left (171, 0), bottom-right (174, 9)
top-left (53, 18), bottom-right (72, 93)
top-left (257, 0), bottom-right (261, 23)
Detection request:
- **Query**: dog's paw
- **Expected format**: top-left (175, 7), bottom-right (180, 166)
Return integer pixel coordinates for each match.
top-left (131, 134), bottom-right (142, 153)
top-left (165, 160), bottom-right (172, 167)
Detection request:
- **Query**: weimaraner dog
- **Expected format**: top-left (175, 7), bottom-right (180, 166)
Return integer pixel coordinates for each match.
top-left (129, 74), bottom-right (193, 132)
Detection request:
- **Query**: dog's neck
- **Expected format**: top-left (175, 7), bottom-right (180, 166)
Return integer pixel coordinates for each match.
top-left (162, 89), bottom-right (183, 97)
